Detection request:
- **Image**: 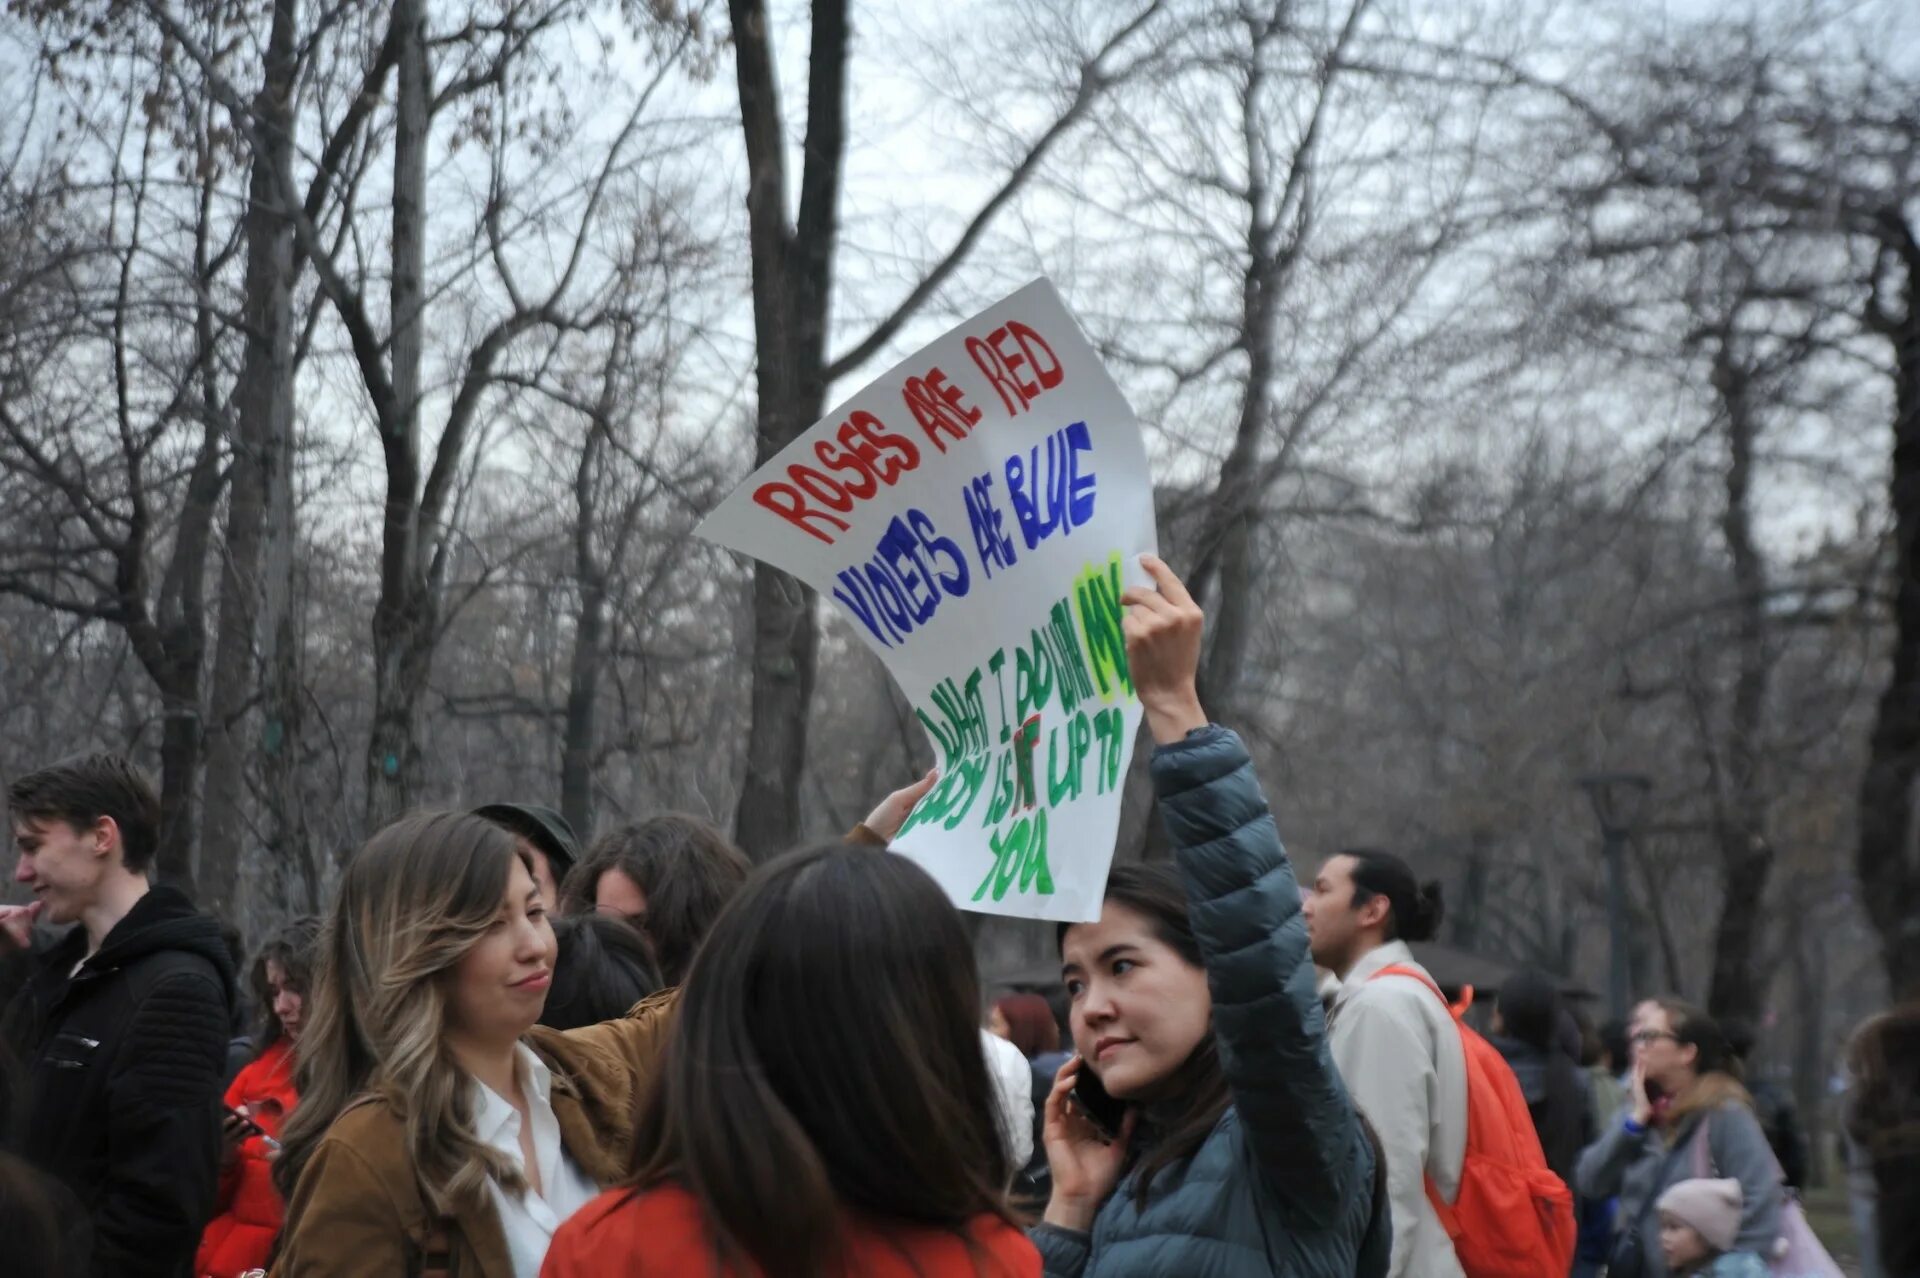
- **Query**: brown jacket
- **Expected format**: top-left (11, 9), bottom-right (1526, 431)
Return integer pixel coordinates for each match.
top-left (270, 989), bottom-right (678, 1278)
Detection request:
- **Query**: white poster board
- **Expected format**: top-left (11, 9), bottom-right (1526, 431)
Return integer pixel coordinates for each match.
top-left (697, 279), bottom-right (1158, 921)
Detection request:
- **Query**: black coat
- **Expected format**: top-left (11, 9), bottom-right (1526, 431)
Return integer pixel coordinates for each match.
top-left (1, 884), bottom-right (235, 1278)
top-left (1489, 1032), bottom-right (1593, 1188)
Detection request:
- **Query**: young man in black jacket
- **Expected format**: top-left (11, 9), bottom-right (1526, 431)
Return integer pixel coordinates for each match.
top-left (0, 754), bottom-right (235, 1278)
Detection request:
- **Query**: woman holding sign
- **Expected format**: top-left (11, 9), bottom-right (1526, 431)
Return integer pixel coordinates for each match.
top-left (1031, 556), bottom-right (1388, 1277)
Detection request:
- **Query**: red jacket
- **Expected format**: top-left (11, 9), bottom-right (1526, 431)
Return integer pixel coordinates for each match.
top-left (540, 1183), bottom-right (1039, 1278)
top-left (195, 1039), bottom-right (298, 1278)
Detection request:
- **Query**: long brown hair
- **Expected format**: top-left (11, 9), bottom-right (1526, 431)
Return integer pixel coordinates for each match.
top-left (1846, 1003), bottom-right (1920, 1276)
top-left (628, 842), bottom-right (1013, 1276)
top-left (251, 915), bottom-right (319, 1051)
top-left (1059, 863), bottom-right (1231, 1206)
top-left (1653, 997), bottom-right (1752, 1137)
top-left (275, 813), bottom-right (536, 1215)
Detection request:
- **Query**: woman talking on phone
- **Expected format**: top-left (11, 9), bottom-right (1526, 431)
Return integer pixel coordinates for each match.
top-left (1031, 555), bottom-right (1386, 1276)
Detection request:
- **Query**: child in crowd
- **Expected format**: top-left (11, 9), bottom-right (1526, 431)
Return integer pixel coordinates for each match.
top-left (1657, 1178), bottom-right (1770, 1277)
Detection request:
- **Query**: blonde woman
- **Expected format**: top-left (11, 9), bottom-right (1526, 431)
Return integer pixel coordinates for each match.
top-left (270, 812), bottom-right (671, 1278)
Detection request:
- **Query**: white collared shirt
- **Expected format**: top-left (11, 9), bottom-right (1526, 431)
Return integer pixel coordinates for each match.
top-left (471, 1042), bottom-right (602, 1278)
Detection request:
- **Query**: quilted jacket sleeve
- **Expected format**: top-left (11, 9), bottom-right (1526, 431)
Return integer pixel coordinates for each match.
top-left (1154, 725), bottom-right (1371, 1231)
top-left (1029, 1222), bottom-right (1091, 1277)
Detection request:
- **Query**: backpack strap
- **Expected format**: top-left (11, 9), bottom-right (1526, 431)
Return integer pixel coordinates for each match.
top-left (1370, 963), bottom-right (1476, 1020)
top-left (1369, 961), bottom-right (1440, 992)
top-left (414, 1222), bottom-right (457, 1278)
top-left (1690, 1110), bottom-right (1714, 1179)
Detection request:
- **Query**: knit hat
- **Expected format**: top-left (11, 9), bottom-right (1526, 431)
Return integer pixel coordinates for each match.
top-left (472, 802), bottom-right (582, 887)
top-left (1656, 1177), bottom-right (1743, 1253)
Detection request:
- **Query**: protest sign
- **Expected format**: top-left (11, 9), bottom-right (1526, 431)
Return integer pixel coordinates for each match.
top-left (697, 279), bottom-right (1158, 921)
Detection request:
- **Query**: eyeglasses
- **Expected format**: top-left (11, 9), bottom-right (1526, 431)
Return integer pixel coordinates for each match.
top-left (1631, 1030), bottom-right (1678, 1046)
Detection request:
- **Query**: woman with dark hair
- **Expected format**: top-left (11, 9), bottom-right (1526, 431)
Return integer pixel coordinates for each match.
top-left (1844, 1002), bottom-right (1920, 1278)
top-left (1576, 998), bottom-right (1783, 1277)
top-left (1488, 968), bottom-right (1594, 1185)
top-left (195, 915), bottom-right (319, 1278)
top-left (562, 814), bottom-right (751, 987)
top-left (991, 994), bottom-right (1062, 1061)
top-left (991, 993), bottom-right (1068, 1206)
top-left (1030, 558), bottom-right (1383, 1276)
top-left (539, 843), bottom-right (1038, 1277)
top-left (537, 915), bottom-right (662, 1033)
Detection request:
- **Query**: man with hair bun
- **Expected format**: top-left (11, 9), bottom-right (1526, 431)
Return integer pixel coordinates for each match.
top-left (1305, 848), bottom-right (1469, 1278)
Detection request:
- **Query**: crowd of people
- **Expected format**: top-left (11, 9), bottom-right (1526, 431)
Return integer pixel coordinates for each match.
top-left (1, 556), bottom-right (1915, 1278)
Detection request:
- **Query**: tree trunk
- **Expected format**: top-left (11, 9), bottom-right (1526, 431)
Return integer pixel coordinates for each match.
top-left (1858, 227), bottom-right (1920, 1003)
top-left (255, 0), bottom-right (312, 911)
top-left (260, 528), bottom-right (312, 912)
top-left (560, 573), bottom-right (604, 839)
top-left (143, 184), bottom-right (231, 896)
top-left (1191, 251), bottom-right (1278, 721)
top-left (563, 399), bottom-right (610, 840)
top-left (155, 683), bottom-right (203, 894)
top-left (1630, 836), bottom-right (1686, 995)
top-left (1449, 842), bottom-right (1489, 952)
top-left (142, 418), bottom-right (224, 897)
top-left (1707, 341), bottom-right (1775, 1024)
top-left (727, 0), bottom-right (844, 859)
top-left (737, 564), bottom-right (820, 856)
top-left (203, 0), bottom-right (301, 918)
top-left (1787, 895), bottom-right (1827, 1187)
top-left (364, 0), bottom-right (431, 830)
top-left (366, 615), bottom-right (433, 830)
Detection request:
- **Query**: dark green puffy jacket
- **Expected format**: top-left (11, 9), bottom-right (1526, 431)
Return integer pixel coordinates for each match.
top-left (1031, 725), bottom-right (1387, 1277)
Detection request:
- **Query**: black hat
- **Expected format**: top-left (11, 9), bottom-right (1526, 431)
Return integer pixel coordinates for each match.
top-left (472, 802), bottom-right (582, 887)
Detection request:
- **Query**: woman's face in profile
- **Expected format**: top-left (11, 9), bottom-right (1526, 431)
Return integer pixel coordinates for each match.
top-left (1061, 900), bottom-right (1210, 1100)
top-left (446, 856), bottom-right (558, 1044)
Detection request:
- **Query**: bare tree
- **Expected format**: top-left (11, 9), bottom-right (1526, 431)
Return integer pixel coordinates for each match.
top-left (147, 0), bottom-right (707, 831)
top-left (198, 0), bottom-right (312, 914)
top-left (723, 0), bottom-right (1169, 857)
top-left (0, 46), bottom-right (235, 892)
top-left (539, 217), bottom-right (724, 836)
top-left (1522, 14), bottom-right (1920, 1000)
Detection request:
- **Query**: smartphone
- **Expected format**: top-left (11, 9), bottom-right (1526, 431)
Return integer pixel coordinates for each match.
top-left (226, 1106), bottom-right (281, 1152)
top-left (1069, 1059), bottom-right (1129, 1140)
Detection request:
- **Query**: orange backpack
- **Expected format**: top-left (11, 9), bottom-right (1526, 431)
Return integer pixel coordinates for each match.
top-left (1371, 965), bottom-right (1577, 1278)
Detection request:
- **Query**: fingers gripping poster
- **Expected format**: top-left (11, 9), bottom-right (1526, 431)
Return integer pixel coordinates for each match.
top-left (697, 279), bottom-right (1158, 922)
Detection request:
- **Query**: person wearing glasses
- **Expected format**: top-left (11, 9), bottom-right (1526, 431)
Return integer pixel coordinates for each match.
top-left (1576, 999), bottom-right (1782, 1277)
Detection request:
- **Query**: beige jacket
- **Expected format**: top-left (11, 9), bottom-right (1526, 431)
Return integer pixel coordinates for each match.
top-left (1328, 942), bottom-right (1469, 1278)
